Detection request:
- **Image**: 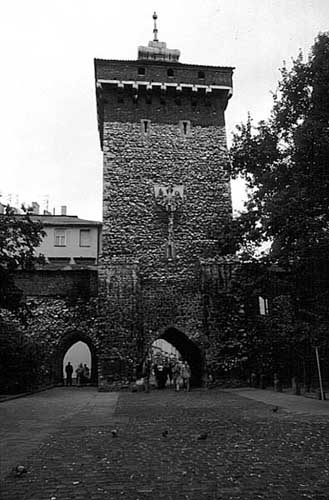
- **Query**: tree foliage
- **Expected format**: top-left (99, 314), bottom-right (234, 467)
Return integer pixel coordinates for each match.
top-left (0, 206), bottom-right (46, 392)
top-left (0, 206), bottom-right (45, 309)
top-left (231, 33), bottom-right (329, 271)
top-left (217, 33), bottom-right (329, 382)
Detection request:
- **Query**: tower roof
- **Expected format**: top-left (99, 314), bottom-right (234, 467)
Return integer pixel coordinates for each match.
top-left (137, 12), bottom-right (181, 62)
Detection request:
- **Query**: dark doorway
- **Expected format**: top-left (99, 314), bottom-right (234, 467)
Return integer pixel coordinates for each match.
top-left (157, 327), bottom-right (203, 387)
top-left (55, 332), bottom-right (98, 385)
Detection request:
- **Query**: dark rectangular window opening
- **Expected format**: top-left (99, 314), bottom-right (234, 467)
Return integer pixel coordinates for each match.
top-left (167, 242), bottom-right (175, 259)
top-left (179, 120), bottom-right (191, 136)
top-left (141, 119), bottom-right (151, 135)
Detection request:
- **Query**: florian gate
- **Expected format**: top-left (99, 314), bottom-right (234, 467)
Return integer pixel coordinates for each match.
top-left (13, 24), bottom-right (238, 389)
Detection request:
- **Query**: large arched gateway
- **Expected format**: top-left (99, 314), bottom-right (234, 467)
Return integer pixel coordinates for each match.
top-left (154, 327), bottom-right (203, 387)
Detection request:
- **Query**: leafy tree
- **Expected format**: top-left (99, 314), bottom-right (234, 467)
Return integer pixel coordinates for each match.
top-left (227, 33), bottom-right (329, 382)
top-left (0, 205), bottom-right (45, 392)
top-left (0, 205), bottom-right (45, 309)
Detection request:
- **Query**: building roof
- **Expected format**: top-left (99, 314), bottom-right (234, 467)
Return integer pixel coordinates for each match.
top-left (12, 214), bottom-right (102, 227)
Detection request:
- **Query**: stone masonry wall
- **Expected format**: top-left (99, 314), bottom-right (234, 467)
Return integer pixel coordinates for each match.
top-left (13, 270), bottom-right (98, 298)
top-left (102, 121), bottom-right (232, 279)
top-left (97, 57), bottom-right (234, 387)
top-left (97, 117), bottom-right (233, 385)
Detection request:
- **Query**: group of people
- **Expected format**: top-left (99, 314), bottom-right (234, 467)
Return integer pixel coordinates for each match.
top-left (142, 357), bottom-right (191, 392)
top-left (64, 362), bottom-right (90, 386)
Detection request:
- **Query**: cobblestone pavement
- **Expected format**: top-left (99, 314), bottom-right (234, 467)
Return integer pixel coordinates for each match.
top-left (1, 387), bottom-right (329, 499)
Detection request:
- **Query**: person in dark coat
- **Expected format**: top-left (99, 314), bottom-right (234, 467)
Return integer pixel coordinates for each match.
top-left (65, 362), bottom-right (73, 386)
top-left (154, 362), bottom-right (168, 389)
top-left (167, 359), bottom-right (173, 387)
top-left (76, 363), bottom-right (83, 386)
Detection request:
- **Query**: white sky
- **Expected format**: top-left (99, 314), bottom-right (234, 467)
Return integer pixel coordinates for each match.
top-left (0, 0), bottom-right (328, 219)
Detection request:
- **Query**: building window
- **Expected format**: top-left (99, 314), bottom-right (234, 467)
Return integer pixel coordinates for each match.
top-left (259, 296), bottom-right (269, 315)
top-left (179, 120), bottom-right (191, 136)
top-left (198, 70), bottom-right (205, 79)
top-left (79, 229), bottom-right (91, 247)
top-left (54, 228), bottom-right (66, 247)
top-left (138, 67), bottom-right (145, 75)
top-left (167, 68), bottom-right (174, 77)
top-left (141, 119), bottom-right (151, 135)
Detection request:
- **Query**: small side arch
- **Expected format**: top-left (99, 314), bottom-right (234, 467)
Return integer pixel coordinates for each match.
top-left (54, 332), bottom-right (98, 385)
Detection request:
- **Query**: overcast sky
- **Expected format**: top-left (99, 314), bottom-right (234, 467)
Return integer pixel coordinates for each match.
top-left (0, 0), bottom-right (328, 220)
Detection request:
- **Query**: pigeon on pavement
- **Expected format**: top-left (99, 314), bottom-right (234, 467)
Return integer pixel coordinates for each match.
top-left (196, 432), bottom-right (208, 441)
top-left (13, 465), bottom-right (27, 477)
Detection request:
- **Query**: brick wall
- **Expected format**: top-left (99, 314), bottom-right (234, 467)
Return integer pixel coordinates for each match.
top-left (102, 88), bottom-right (227, 126)
top-left (95, 59), bottom-right (233, 87)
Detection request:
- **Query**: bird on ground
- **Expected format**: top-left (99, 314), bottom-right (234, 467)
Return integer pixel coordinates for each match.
top-left (111, 429), bottom-right (118, 437)
top-left (162, 430), bottom-right (169, 437)
top-left (12, 465), bottom-right (27, 477)
top-left (272, 406), bottom-right (279, 413)
top-left (196, 432), bottom-right (208, 441)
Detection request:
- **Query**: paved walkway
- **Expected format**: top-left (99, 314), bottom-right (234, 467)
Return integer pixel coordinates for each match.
top-left (1, 387), bottom-right (329, 499)
top-left (227, 388), bottom-right (329, 415)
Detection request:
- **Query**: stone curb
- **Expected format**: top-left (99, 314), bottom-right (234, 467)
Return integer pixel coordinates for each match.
top-left (0, 384), bottom-right (58, 403)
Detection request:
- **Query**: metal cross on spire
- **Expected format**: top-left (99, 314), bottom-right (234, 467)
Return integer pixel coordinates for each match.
top-left (153, 12), bottom-right (158, 42)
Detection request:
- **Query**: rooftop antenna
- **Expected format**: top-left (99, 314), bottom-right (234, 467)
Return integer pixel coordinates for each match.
top-left (153, 12), bottom-right (158, 42)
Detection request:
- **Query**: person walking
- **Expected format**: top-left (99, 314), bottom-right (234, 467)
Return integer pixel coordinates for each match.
top-left (154, 362), bottom-right (168, 389)
top-left (142, 357), bottom-right (152, 393)
top-left (181, 361), bottom-right (191, 392)
top-left (83, 364), bottom-right (90, 385)
top-left (65, 362), bottom-right (73, 387)
top-left (173, 362), bottom-right (183, 391)
top-left (76, 363), bottom-right (83, 386)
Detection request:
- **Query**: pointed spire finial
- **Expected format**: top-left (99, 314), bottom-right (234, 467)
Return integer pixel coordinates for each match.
top-left (153, 12), bottom-right (158, 42)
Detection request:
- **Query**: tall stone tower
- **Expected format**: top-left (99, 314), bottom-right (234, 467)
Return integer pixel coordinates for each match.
top-left (94, 14), bottom-right (234, 388)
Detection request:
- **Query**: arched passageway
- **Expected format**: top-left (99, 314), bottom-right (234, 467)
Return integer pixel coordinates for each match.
top-left (55, 332), bottom-right (98, 385)
top-left (156, 327), bottom-right (203, 387)
top-left (63, 341), bottom-right (91, 385)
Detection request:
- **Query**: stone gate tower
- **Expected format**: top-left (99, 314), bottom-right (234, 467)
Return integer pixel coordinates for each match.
top-left (94, 14), bottom-right (234, 388)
